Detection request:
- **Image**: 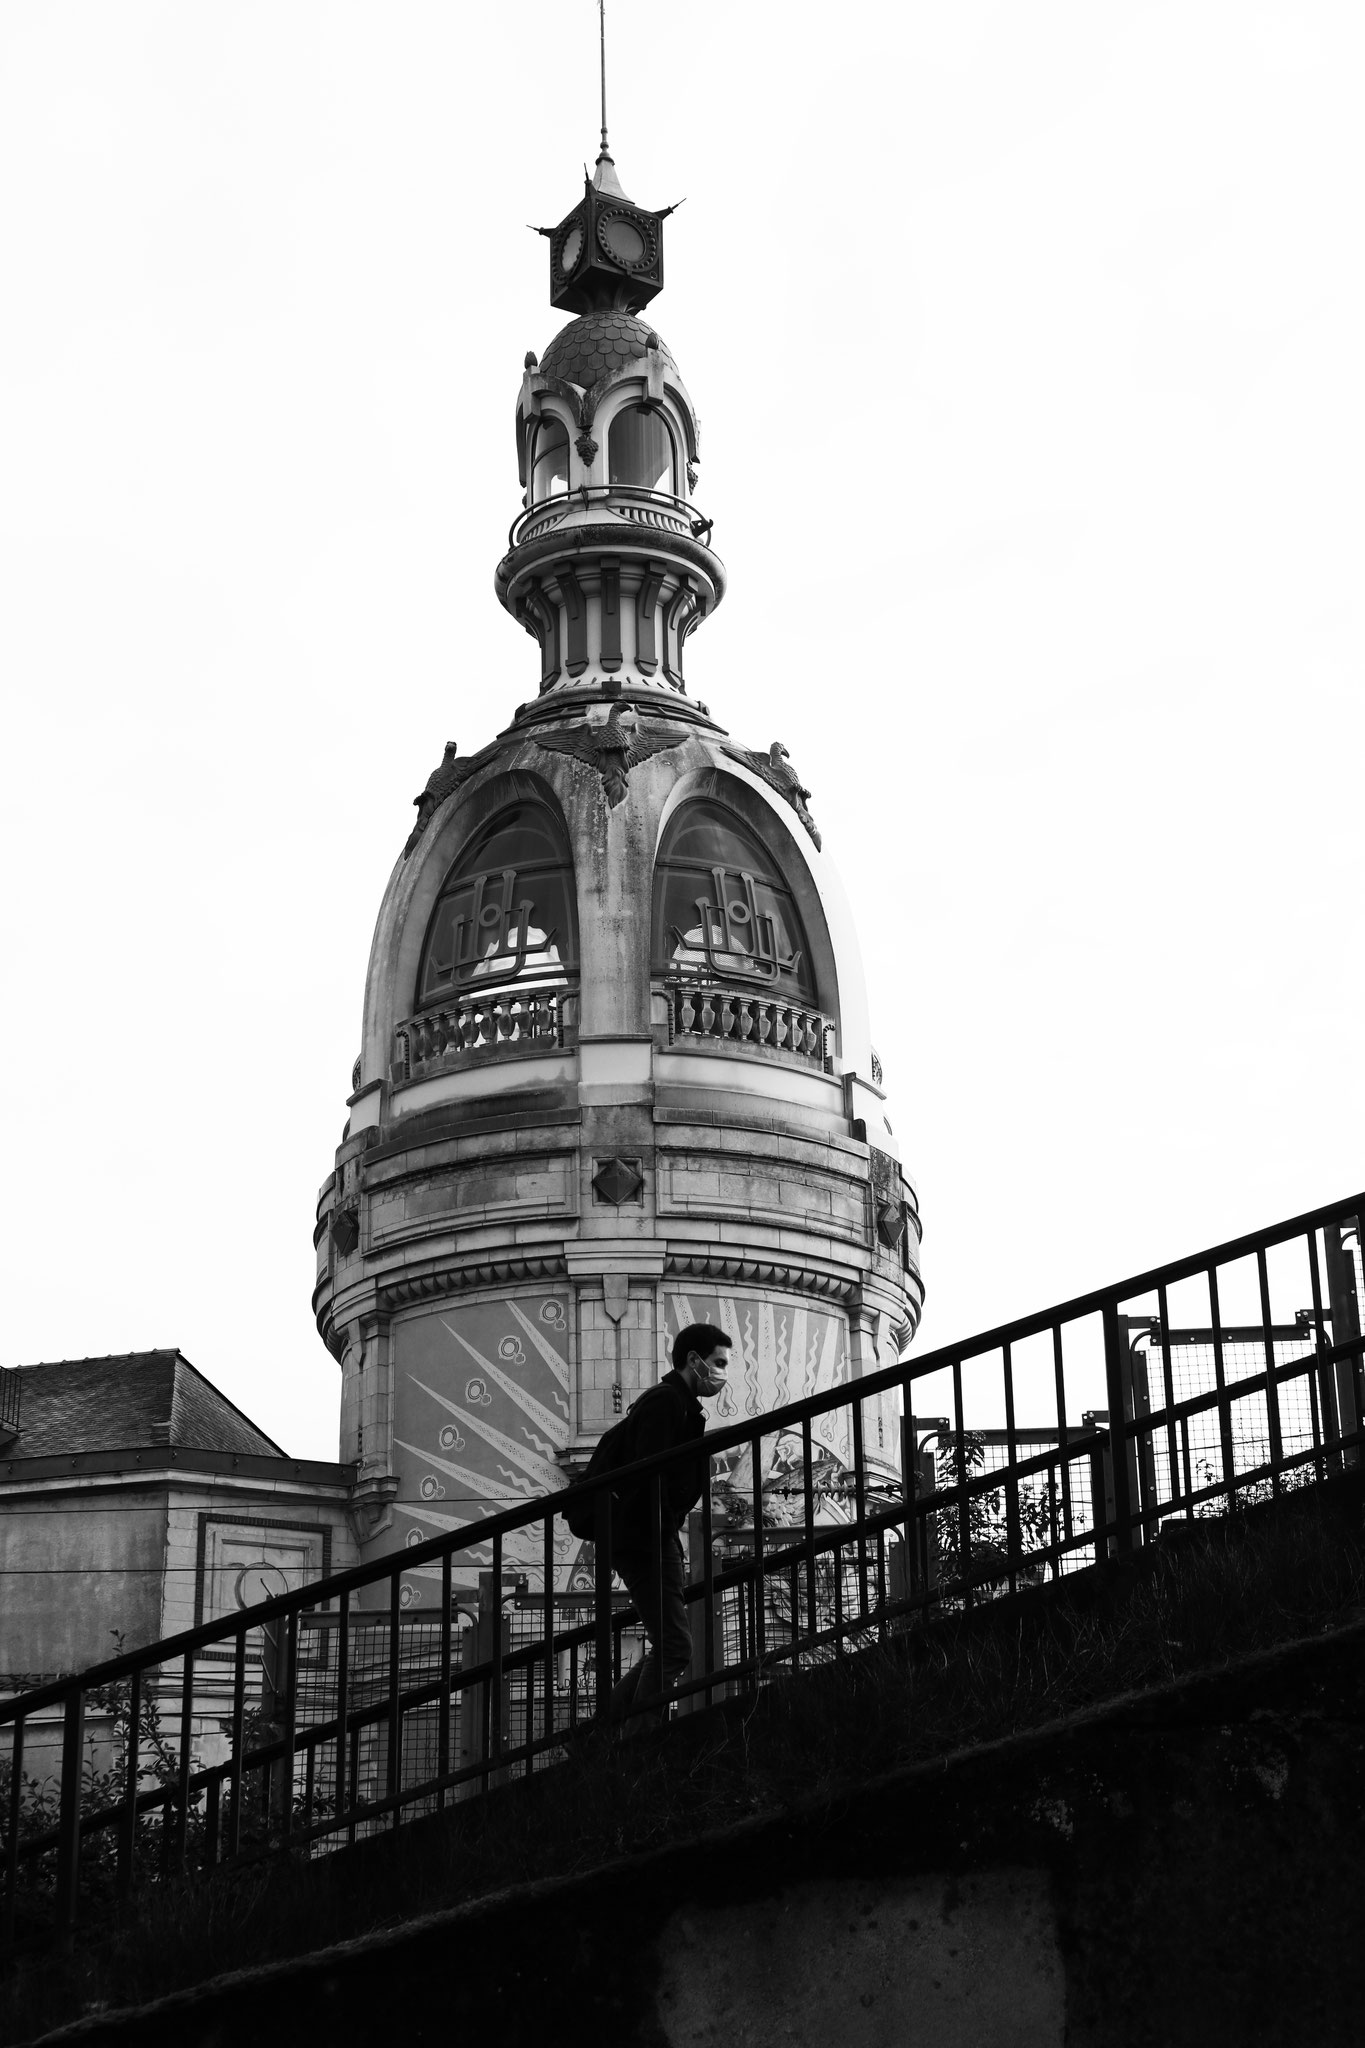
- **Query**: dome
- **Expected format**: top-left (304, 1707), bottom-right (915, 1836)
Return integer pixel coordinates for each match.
top-left (538, 312), bottom-right (678, 392)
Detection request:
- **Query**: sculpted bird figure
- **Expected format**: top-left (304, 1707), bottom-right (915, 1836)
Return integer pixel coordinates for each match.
top-left (404, 739), bottom-right (500, 857)
top-left (724, 739), bottom-right (822, 849)
top-left (532, 702), bottom-right (690, 807)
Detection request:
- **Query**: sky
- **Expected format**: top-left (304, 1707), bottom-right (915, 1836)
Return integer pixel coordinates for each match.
top-left (1, 3), bottom-right (1362, 1459)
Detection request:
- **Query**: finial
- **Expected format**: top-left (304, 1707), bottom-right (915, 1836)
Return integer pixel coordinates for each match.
top-left (591, 0), bottom-right (629, 198)
top-left (599, 0), bottom-right (608, 160)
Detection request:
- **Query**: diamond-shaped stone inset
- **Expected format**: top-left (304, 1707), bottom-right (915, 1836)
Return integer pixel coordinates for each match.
top-left (875, 1199), bottom-right (906, 1249)
top-left (592, 1157), bottom-right (644, 1207)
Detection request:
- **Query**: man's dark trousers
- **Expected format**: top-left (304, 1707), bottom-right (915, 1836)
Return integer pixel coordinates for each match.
top-left (608, 1530), bottom-right (692, 1729)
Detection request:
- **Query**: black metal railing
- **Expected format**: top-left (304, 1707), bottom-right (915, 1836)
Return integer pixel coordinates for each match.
top-left (508, 484), bottom-right (713, 551)
top-left (3, 1192), bottom-right (1362, 1949)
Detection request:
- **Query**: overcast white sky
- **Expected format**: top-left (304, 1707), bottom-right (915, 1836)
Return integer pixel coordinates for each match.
top-left (2, 3), bottom-right (1362, 1459)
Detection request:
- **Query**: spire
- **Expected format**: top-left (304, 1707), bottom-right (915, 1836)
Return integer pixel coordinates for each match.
top-left (536, 17), bottom-right (671, 317)
top-left (592, 2), bottom-right (629, 201)
top-left (599, 0), bottom-right (608, 160)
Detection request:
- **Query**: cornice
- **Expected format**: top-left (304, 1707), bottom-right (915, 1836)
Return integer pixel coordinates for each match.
top-left (496, 522), bottom-right (726, 604)
top-left (377, 1251), bottom-right (569, 1313)
top-left (663, 1251), bottom-right (857, 1306)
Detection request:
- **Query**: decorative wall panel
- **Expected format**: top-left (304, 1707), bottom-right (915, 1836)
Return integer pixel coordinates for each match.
top-left (387, 1292), bottom-right (577, 1602)
top-left (663, 1287), bottom-right (851, 1468)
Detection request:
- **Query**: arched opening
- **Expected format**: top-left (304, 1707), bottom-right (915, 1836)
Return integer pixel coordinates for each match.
top-left (652, 799), bottom-right (819, 1006)
top-left (417, 803), bottom-right (576, 1010)
top-left (608, 405), bottom-right (676, 495)
top-left (530, 416), bottom-right (571, 503)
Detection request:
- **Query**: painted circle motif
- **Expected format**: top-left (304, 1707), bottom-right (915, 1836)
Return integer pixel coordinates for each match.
top-left (439, 1423), bottom-right (464, 1451)
top-left (540, 1301), bottom-right (566, 1329)
top-left (498, 1335), bottom-right (525, 1365)
top-left (420, 1474), bottom-right (442, 1501)
top-left (399, 1582), bottom-right (419, 1608)
top-left (465, 1376), bottom-right (491, 1407)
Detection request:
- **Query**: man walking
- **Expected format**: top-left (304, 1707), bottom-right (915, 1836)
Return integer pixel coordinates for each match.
top-left (607, 1323), bottom-right (732, 1730)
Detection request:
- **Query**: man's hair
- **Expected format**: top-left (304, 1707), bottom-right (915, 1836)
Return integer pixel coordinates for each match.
top-left (672, 1323), bottom-right (732, 1373)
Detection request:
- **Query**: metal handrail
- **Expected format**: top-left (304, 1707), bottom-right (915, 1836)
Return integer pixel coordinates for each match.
top-left (4, 1189), bottom-right (1363, 1945)
top-left (507, 483), bottom-right (712, 551)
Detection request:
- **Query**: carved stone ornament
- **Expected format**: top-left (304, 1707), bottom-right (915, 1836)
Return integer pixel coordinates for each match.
top-left (591, 1157), bottom-right (644, 1207)
top-left (404, 738), bottom-right (500, 858)
top-left (533, 702), bottom-right (689, 807)
top-left (575, 431), bottom-right (599, 465)
top-left (876, 1199), bottom-right (906, 1250)
top-left (723, 740), bottom-right (822, 849)
top-left (331, 1206), bottom-right (360, 1257)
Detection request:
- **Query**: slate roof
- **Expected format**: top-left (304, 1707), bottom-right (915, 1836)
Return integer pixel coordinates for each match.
top-left (539, 311), bottom-right (677, 391)
top-left (2, 1352), bottom-right (285, 1460)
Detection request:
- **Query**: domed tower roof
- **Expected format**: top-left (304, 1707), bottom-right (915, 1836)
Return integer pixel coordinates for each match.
top-left (539, 312), bottom-right (676, 392)
top-left (313, 63), bottom-right (924, 1602)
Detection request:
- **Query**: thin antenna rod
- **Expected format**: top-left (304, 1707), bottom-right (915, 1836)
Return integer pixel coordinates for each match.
top-left (599, 0), bottom-right (608, 156)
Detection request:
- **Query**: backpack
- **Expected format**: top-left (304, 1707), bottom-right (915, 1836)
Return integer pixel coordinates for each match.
top-left (560, 1399), bottom-right (646, 1540)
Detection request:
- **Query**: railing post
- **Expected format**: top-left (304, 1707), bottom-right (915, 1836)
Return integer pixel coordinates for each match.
top-left (54, 1688), bottom-right (85, 1941)
top-left (593, 1491), bottom-right (614, 1723)
top-left (4, 1714), bottom-right (26, 1944)
top-left (1323, 1223), bottom-right (1363, 1465)
top-left (1101, 1305), bottom-right (1138, 1554)
top-left (277, 1612), bottom-right (298, 1841)
top-left (117, 1669), bottom-right (141, 1904)
top-left (174, 1652), bottom-right (195, 1871)
top-left (387, 1570), bottom-right (403, 1815)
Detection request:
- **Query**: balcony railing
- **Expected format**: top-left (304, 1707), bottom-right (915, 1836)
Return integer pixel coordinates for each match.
top-left (5, 1192), bottom-right (1363, 1950)
top-left (665, 979), bottom-right (833, 1072)
top-left (508, 484), bottom-right (713, 551)
top-left (391, 985), bottom-right (573, 1086)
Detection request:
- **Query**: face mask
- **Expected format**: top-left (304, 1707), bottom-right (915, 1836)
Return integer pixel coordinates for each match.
top-left (698, 1354), bottom-right (729, 1394)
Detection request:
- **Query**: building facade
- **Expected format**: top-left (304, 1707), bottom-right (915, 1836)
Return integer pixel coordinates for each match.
top-left (0, 1352), bottom-right (355, 1773)
top-left (311, 139), bottom-right (924, 1612)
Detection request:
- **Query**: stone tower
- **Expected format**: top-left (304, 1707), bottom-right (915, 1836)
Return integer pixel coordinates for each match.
top-left (313, 135), bottom-right (924, 1609)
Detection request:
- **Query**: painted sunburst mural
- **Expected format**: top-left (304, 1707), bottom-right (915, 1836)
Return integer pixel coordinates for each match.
top-left (375, 1287), bottom-right (857, 1605)
top-left (664, 1289), bottom-right (852, 1471)
top-left (386, 1291), bottom-right (576, 1604)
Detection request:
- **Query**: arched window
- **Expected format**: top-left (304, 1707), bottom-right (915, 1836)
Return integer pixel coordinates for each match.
top-left (530, 416), bottom-right (570, 503)
top-left (417, 804), bottom-right (575, 1009)
top-left (608, 405), bottom-right (676, 495)
top-left (652, 800), bottom-right (817, 1004)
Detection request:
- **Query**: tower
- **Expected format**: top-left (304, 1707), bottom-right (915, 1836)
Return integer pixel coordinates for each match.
top-left (313, 126), bottom-right (923, 1610)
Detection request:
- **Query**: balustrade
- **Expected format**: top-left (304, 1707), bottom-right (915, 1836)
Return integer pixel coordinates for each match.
top-left (392, 985), bottom-right (570, 1084)
top-left (666, 980), bottom-right (832, 1070)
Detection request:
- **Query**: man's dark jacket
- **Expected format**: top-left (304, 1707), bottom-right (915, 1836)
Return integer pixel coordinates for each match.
top-left (612, 1369), bottom-right (707, 1556)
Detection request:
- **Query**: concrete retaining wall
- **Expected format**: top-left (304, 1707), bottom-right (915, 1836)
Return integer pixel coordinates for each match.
top-left (34, 1621), bottom-right (1365, 2048)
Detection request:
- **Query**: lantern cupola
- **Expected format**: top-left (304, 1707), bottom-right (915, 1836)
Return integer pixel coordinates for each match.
top-left (544, 149), bottom-right (671, 318)
top-left (499, 139), bottom-right (724, 712)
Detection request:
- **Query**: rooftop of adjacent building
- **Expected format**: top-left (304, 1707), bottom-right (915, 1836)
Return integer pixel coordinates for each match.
top-left (0, 1351), bottom-right (284, 1461)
